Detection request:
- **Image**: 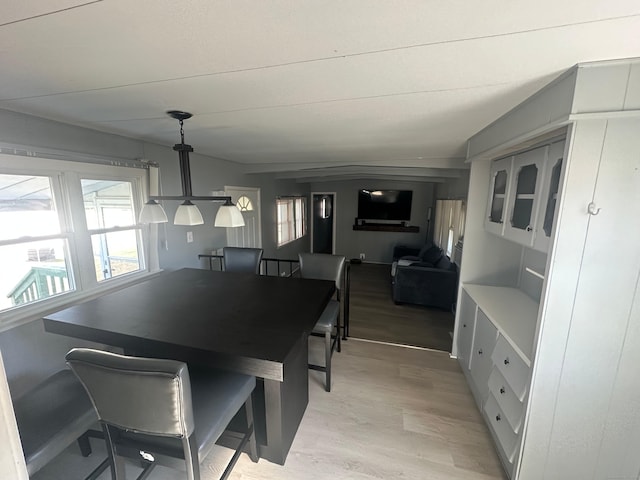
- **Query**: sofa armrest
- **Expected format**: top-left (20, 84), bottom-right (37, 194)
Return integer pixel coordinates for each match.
top-left (392, 265), bottom-right (458, 310)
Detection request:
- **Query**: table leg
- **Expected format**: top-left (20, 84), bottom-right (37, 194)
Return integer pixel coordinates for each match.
top-left (257, 334), bottom-right (309, 465)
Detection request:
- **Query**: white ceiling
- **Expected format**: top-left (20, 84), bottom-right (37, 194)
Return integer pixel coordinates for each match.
top-left (1, 1), bottom-right (639, 182)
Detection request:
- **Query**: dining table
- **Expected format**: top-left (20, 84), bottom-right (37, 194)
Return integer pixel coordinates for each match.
top-left (43, 267), bottom-right (335, 465)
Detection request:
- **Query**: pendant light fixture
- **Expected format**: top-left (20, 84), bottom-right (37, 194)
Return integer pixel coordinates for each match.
top-left (139, 110), bottom-right (244, 227)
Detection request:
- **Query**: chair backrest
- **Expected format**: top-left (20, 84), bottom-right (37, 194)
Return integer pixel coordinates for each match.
top-left (65, 348), bottom-right (194, 438)
top-left (223, 247), bottom-right (263, 274)
top-left (298, 253), bottom-right (345, 290)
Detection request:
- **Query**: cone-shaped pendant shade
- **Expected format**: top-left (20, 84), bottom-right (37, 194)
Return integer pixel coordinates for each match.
top-left (139, 200), bottom-right (168, 224)
top-left (174, 201), bottom-right (204, 225)
top-left (214, 203), bottom-right (245, 227)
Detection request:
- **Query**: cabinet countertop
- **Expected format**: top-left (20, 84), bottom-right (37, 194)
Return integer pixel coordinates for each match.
top-left (463, 283), bottom-right (539, 365)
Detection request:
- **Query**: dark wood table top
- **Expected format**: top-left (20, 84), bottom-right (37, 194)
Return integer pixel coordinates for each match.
top-left (43, 268), bottom-right (335, 381)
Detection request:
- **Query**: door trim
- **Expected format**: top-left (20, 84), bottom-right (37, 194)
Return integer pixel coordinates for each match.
top-left (311, 192), bottom-right (337, 255)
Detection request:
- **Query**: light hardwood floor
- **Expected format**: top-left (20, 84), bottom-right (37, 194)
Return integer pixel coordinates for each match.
top-left (348, 263), bottom-right (455, 351)
top-left (33, 340), bottom-right (506, 480)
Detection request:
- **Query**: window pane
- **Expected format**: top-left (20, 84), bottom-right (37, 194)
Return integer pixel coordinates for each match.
top-left (0, 174), bottom-right (61, 241)
top-left (0, 238), bottom-right (72, 311)
top-left (81, 179), bottom-right (135, 229)
top-left (91, 230), bottom-right (141, 281)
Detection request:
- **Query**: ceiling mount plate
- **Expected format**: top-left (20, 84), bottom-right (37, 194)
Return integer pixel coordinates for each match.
top-left (167, 110), bottom-right (193, 121)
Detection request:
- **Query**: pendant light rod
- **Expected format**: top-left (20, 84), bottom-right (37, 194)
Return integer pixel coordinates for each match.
top-left (154, 110), bottom-right (234, 203)
top-left (139, 110), bottom-right (245, 227)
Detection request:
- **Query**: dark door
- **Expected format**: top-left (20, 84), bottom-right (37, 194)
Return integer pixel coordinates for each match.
top-left (312, 193), bottom-right (334, 254)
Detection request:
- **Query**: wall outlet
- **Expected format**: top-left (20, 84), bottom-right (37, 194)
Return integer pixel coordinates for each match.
top-left (186, 231), bottom-right (193, 243)
top-left (359, 253), bottom-right (365, 260)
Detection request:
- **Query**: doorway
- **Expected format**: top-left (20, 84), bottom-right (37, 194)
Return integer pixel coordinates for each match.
top-left (224, 186), bottom-right (262, 248)
top-left (311, 192), bottom-right (336, 254)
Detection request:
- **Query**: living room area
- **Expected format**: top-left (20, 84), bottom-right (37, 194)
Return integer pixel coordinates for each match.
top-left (312, 178), bottom-right (467, 353)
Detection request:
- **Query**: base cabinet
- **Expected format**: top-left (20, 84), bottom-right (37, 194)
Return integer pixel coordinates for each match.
top-left (456, 284), bottom-right (536, 478)
top-left (468, 309), bottom-right (498, 407)
top-left (456, 290), bottom-right (476, 370)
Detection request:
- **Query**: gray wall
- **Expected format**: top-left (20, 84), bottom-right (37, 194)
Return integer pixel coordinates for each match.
top-left (310, 179), bottom-right (436, 263)
top-left (254, 175), bottom-right (311, 260)
top-left (435, 170), bottom-right (470, 200)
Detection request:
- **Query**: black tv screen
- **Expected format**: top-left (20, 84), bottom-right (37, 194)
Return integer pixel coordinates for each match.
top-left (357, 189), bottom-right (413, 221)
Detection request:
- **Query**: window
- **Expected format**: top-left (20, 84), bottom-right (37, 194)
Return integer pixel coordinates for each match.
top-left (0, 174), bottom-right (73, 309)
top-left (0, 154), bottom-right (152, 321)
top-left (433, 199), bottom-right (466, 258)
top-left (81, 179), bottom-right (141, 281)
top-left (276, 196), bottom-right (306, 247)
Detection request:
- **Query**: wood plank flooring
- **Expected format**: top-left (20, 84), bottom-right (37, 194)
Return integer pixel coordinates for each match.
top-left (33, 340), bottom-right (506, 480)
top-left (348, 263), bottom-right (455, 352)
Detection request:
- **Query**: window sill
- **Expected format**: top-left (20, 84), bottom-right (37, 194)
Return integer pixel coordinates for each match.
top-left (0, 269), bottom-right (163, 334)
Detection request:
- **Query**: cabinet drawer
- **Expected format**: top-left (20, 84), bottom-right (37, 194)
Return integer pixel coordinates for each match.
top-left (484, 393), bottom-right (518, 463)
top-left (488, 368), bottom-right (524, 433)
top-left (492, 336), bottom-right (530, 400)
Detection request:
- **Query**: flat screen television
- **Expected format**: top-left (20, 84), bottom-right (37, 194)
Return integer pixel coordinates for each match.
top-left (357, 189), bottom-right (413, 221)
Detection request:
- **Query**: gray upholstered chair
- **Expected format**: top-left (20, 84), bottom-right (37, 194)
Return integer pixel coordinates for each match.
top-left (65, 348), bottom-right (258, 480)
top-left (13, 369), bottom-right (108, 479)
top-left (222, 247), bottom-right (263, 274)
top-left (298, 252), bottom-right (345, 392)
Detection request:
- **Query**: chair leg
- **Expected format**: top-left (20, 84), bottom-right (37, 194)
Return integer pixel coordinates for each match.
top-left (102, 424), bottom-right (126, 480)
top-left (336, 314), bottom-right (342, 353)
top-left (183, 433), bottom-right (200, 480)
top-left (324, 330), bottom-right (332, 392)
top-left (78, 431), bottom-right (92, 457)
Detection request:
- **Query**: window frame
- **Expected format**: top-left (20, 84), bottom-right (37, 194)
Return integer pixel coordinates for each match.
top-left (276, 196), bottom-right (307, 247)
top-left (0, 153), bottom-right (158, 331)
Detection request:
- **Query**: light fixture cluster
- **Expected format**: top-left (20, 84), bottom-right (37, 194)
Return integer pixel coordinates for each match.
top-left (139, 111), bottom-right (245, 228)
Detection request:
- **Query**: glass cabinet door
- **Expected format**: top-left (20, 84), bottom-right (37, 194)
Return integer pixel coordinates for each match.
top-left (533, 139), bottom-right (566, 252)
top-left (543, 158), bottom-right (562, 237)
top-left (490, 170), bottom-right (508, 223)
top-left (510, 163), bottom-right (538, 231)
top-left (485, 157), bottom-right (512, 236)
top-left (504, 146), bottom-right (546, 246)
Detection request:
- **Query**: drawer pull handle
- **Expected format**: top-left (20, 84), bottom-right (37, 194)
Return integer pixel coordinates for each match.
top-left (496, 414), bottom-right (501, 422)
top-left (504, 358), bottom-right (510, 365)
top-left (463, 324), bottom-right (467, 328)
top-left (500, 387), bottom-right (506, 394)
top-left (478, 349), bottom-right (483, 355)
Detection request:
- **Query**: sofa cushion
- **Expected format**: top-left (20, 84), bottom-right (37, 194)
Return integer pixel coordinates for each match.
top-left (435, 255), bottom-right (457, 272)
top-left (421, 246), bottom-right (443, 264)
top-left (417, 244), bottom-right (433, 258)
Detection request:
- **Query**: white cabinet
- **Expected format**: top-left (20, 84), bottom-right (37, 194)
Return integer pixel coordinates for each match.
top-left (455, 284), bottom-right (537, 477)
top-left (455, 59), bottom-right (640, 480)
top-left (456, 289), bottom-right (476, 370)
top-left (485, 157), bottom-right (512, 236)
top-left (485, 141), bottom-right (564, 252)
top-left (532, 140), bottom-right (565, 252)
top-left (503, 147), bottom-right (547, 246)
top-left (469, 309), bottom-right (498, 406)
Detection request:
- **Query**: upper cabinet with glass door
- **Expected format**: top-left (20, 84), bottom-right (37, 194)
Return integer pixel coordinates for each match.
top-left (532, 140), bottom-right (565, 252)
top-left (485, 157), bottom-right (512, 237)
top-left (484, 140), bottom-right (565, 252)
top-left (503, 146), bottom-right (547, 246)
